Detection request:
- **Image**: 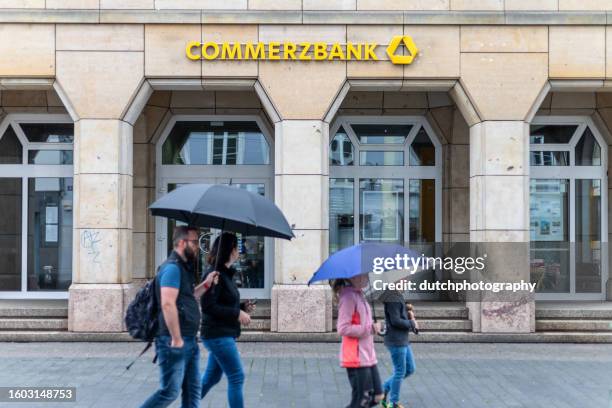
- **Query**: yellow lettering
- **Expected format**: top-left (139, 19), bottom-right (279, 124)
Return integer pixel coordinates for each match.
top-left (313, 42), bottom-right (328, 60)
top-left (299, 42), bottom-right (312, 60)
top-left (186, 41), bottom-right (202, 60)
top-left (364, 43), bottom-right (379, 60)
top-left (283, 42), bottom-right (297, 60)
top-left (268, 41), bottom-right (281, 60)
top-left (347, 43), bottom-right (362, 60)
top-left (328, 43), bottom-right (345, 60)
top-left (221, 42), bottom-right (242, 60)
top-left (202, 42), bottom-right (220, 60)
top-left (245, 42), bottom-right (265, 60)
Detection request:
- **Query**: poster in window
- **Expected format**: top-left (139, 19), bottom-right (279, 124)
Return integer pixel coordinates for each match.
top-left (532, 195), bottom-right (564, 241)
top-left (361, 191), bottom-right (400, 241)
top-left (46, 206), bottom-right (58, 224)
top-left (45, 224), bottom-right (58, 243)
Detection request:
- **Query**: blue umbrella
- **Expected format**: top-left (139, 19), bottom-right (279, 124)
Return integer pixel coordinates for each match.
top-left (308, 242), bottom-right (422, 285)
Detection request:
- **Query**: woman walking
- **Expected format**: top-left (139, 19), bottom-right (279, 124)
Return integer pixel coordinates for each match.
top-left (200, 232), bottom-right (253, 408)
top-left (335, 275), bottom-right (384, 408)
top-left (380, 291), bottom-right (418, 408)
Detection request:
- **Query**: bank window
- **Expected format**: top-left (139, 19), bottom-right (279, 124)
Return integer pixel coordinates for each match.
top-left (329, 117), bottom-right (441, 254)
top-left (529, 118), bottom-right (607, 300)
top-left (162, 121), bottom-right (270, 165)
top-left (0, 115), bottom-right (73, 296)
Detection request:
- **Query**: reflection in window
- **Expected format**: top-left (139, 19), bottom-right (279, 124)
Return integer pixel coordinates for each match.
top-left (575, 127), bottom-right (601, 166)
top-left (530, 125), bottom-right (576, 144)
top-left (575, 179), bottom-right (601, 293)
top-left (28, 150), bottom-right (73, 165)
top-left (330, 178), bottom-right (354, 254)
top-left (352, 124), bottom-right (412, 144)
top-left (529, 179), bottom-right (570, 293)
top-left (330, 127), bottom-right (354, 166)
top-left (27, 178), bottom-right (73, 291)
top-left (359, 179), bottom-right (404, 245)
top-left (409, 179), bottom-right (435, 243)
top-left (359, 151), bottom-right (403, 166)
top-left (162, 121), bottom-right (270, 165)
top-left (20, 123), bottom-right (74, 143)
top-left (530, 151), bottom-right (569, 166)
top-left (0, 126), bottom-right (22, 164)
top-left (0, 178), bottom-right (22, 291)
top-left (409, 127), bottom-right (435, 166)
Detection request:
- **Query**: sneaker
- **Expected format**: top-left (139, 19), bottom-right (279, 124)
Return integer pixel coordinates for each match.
top-left (391, 404), bottom-right (405, 408)
top-left (380, 391), bottom-right (389, 407)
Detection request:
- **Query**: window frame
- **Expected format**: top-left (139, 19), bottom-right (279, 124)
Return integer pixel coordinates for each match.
top-left (0, 113), bottom-right (73, 299)
top-left (329, 116), bottom-right (443, 249)
top-left (530, 116), bottom-right (608, 301)
top-left (155, 115), bottom-right (275, 299)
top-left (156, 115), bottom-right (274, 179)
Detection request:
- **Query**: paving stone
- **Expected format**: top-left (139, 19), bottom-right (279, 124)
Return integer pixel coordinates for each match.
top-left (0, 342), bottom-right (611, 407)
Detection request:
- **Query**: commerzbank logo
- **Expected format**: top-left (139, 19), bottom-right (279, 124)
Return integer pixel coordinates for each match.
top-left (185, 35), bottom-right (418, 65)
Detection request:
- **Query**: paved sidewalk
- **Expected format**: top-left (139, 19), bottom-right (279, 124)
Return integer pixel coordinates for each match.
top-left (0, 342), bottom-right (611, 407)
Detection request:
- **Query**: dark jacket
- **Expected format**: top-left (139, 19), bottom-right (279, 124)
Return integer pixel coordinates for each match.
top-left (155, 251), bottom-right (201, 337)
top-left (382, 292), bottom-right (415, 347)
top-left (200, 264), bottom-right (242, 339)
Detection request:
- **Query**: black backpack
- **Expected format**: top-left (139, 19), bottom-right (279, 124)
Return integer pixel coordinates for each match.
top-left (124, 277), bottom-right (159, 370)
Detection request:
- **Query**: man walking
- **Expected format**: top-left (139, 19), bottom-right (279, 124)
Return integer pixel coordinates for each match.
top-left (140, 226), bottom-right (218, 408)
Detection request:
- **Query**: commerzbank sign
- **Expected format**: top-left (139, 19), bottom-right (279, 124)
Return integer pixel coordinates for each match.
top-left (185, 35), bottom-right (418, 65)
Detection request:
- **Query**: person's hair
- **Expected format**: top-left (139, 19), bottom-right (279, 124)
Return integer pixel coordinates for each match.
top-left (172, 225), bottom-right (199, 248)
top-left (331, 279), bottom-right (350, 301)
top-left (207, 232), bottom-right (238, 267)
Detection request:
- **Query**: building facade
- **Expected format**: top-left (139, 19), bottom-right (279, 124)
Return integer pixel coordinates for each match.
top-left (0, 0), bottom-right (611, 335)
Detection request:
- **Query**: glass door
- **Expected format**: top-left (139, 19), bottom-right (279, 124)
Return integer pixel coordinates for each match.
top-left (156, 178), bottom-right (272, 299)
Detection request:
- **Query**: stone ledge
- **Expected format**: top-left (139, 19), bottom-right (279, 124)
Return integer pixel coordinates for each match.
top-left (201, 10), bottom-right (302, 24)
top-left (404, 11), bottom-right (504, 25)
top-left (100, 9), bottom-right (200, 24)
top-left (2, 330), bottom-right (612, 343)
top-left (506, 11), bottom-right (607, 25)
top-left (303, 11), bottom-right (403, 25)
top-left (0, 9), bottom-right (610, 25)
top-left (0, 9), bottom-right (98, 23)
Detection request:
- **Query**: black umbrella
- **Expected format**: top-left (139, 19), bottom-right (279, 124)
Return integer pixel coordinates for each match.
top-left (149, 183), bottom-right (294, 269)
top-left (150, 183), bottom-right (294, 239)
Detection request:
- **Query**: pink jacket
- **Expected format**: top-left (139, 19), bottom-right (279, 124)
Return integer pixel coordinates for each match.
top-left (337, 286), bottom-right (377, 368)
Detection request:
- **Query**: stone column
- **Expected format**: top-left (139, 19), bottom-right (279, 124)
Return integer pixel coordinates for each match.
top-left (271, 121), bottom-right (332, 332)
top-left (256, 25), bottom-right (347, 332)
top-left (469, 121), bottom-right (533, 333)
top-left (457, 34), bottom-right (549, 333)
top-left (53, 29), bottom-right (144, 331)
top-left (69, 120), bottom-right (134, 332)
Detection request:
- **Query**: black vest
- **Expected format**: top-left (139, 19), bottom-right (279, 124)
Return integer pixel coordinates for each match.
top-left (156, 251), bottom-right (201, 337)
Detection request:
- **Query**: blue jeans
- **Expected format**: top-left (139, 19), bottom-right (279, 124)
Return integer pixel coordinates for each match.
top-left (201, 337), bottom-right (245, 408)
top-left (139, 335), bottom-right (200, 408)
top-left (383, 345), bottom-right (416, 404)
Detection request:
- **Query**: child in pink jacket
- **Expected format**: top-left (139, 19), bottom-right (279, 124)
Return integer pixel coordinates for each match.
top-left (334, 274), bottom-right (383, 408)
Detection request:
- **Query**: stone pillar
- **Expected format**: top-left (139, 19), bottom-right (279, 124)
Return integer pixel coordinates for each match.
top-left (271, 120), bottom-right (332, 332)
top-left (69, 120), bottom-right (134, 332)
top-left (457, 41), bottom-right (548, 333)
top-left (53, 33), bottom-right (144, 332)
top-left (255, 25), bottom-right (347, 332)
top-left (469, 121), bottom-right (534, 333)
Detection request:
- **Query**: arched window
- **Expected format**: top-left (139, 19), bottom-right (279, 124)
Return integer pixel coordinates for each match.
top-left (156, 116), bottom-right (273, 299)
top-left (530, 117), bottom-right (608, 300)
top-left (0, 114), bottom-right (73, 298)
top-left (329, 117), bottom-right (442, 254)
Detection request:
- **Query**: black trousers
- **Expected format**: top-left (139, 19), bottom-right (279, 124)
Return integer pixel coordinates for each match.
top-left (346, 365), bottom-right (382, 408)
